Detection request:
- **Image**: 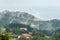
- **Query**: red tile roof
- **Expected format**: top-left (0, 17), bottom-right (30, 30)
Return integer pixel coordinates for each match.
top-left (20, 33), bottom-right (31, 38)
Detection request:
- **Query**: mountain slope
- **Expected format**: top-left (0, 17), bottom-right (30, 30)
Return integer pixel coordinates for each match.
top-left (0, 11), bottom-right (60, 31)
top-left (0, 11), bottom-right (39, 26)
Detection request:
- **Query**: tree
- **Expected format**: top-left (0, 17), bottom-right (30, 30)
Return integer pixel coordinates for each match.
top-left (0, 34), bottom-right (9, 40)
top-left (53, 29), bottom-right (60, 40)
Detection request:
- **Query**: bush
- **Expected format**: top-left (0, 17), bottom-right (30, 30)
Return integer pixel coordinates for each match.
top-left (0, 34), bottom-right (9, 40)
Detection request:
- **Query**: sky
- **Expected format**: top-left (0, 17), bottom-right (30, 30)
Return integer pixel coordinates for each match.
top-left (0, 0), bottom-right (60, 20)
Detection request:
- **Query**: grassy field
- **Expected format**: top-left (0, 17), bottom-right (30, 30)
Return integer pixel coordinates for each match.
top-left (9, 38), bottom-right (16, 40)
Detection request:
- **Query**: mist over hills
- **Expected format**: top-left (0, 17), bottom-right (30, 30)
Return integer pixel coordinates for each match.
top-left (0, 10), bottom-right (60, 31)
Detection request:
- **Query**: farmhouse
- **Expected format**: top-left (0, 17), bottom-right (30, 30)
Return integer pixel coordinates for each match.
top-left (20, 28), bottom-right (27, 31)
top-left (18, 33), bottom-right (31, 39)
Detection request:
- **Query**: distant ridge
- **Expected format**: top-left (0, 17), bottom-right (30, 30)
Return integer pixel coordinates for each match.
top-left (0, 10), bottom-right (60, 31)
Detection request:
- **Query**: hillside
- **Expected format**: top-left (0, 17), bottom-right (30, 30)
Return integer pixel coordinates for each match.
top-left (0, 11), bottom-right (60, 31)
